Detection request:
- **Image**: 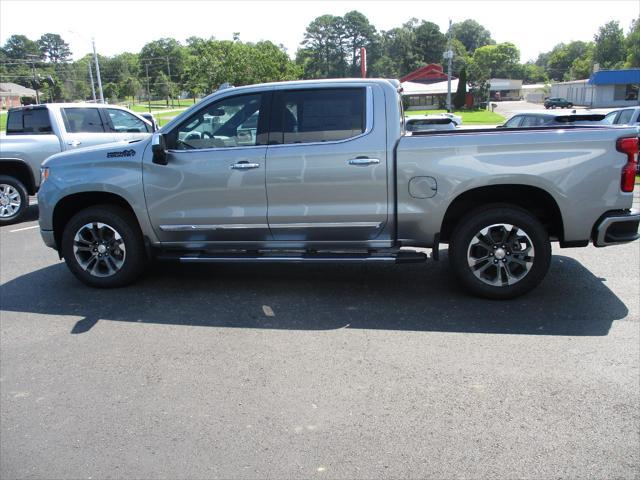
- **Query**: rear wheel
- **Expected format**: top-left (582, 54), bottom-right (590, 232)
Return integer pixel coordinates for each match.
top-left (0, 176), bottom-right (28, 226)
top-left (61, 205), bottom-right (147, 288)
top-left (449, 206), bottom-right (551, 299)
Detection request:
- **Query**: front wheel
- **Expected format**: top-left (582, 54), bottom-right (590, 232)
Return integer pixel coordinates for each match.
top-left (448, 206), bottom-right (551, 299)
top-left (61, 205), bottom-right (147, 288)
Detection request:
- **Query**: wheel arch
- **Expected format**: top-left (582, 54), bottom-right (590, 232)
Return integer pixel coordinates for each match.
top-left (0, 158), bottom-right (37, 195)
top-left (440, 184), bottom-right (564, 244)
top-left (52, 191), bottom-right (140, 252)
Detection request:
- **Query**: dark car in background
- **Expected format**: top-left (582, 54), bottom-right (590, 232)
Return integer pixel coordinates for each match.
top-left (498, 111), bottom-right (604, 128)
top-left (544, 97), bottom-right (574, 109)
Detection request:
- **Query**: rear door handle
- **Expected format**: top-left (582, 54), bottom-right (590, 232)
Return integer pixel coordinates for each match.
top-left (348, 157), bottom-right (380, 166)
top-left (231, 161), bottom-right (260, 170)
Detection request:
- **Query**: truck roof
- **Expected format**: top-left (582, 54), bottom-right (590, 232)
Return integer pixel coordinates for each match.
top-left (8, 103), bottom-right (133, 111)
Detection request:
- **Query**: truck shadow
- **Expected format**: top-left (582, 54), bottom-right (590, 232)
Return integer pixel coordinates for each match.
top-left (0, 254), bottom-right (628, 336)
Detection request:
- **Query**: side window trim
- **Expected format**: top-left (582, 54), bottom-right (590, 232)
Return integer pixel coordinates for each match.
top-left (99, 108), bottom-right (115, 132)
top-left (267, 86), bottom-right (373, 148)
top-left (166, 92), bottom-right (271, 152)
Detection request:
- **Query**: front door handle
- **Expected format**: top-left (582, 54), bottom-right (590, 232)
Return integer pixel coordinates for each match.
top-left (231, 161), bottom-right (260, 170)
top-left (67, 140), bottom-right (82, 147)
top-left (348, 157), bottom-right (380, 166)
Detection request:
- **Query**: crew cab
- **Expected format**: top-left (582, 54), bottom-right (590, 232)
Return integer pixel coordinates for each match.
top-left (0, 103), bottom-right (153, 224)
top-left (37, 79), bottom-right (640, 299)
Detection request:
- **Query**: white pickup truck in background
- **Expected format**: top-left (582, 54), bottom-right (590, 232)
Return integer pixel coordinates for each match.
top-left (0, 103), bottom-right (153, 224)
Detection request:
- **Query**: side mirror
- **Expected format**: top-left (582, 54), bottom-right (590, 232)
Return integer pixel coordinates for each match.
top-left (151, 133), bottom-right (168, 165)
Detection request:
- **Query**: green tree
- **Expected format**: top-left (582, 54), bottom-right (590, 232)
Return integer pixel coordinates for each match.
top-left (2, 34), bottom-right (41, 59)
top-left (546, 41), bottom-right (591, 80)
top-left (139, 38), bottom-right (185, 96)
top-left (625, 18), bottom-right (640, 67)
top-left (451, 19), bottom-right (495, 53)
top-left (593, 20), bottom-right (626, 69)
top-left (37, 33), bottom-right (72, 63)
top-left (521, 62), bottom-right (548, 83)
top-left (414, 20), bottom-right (447, 65)
top-left (299, 14), bottom-right (348, 78)
top-left (370, 24), bottom-right (419, 77)
top-left (453, 67), bottom-right (467, 109)
top-left (470, 42), bottom-right (521, 79)
top-left (341, 11), bottom-right (377, 76)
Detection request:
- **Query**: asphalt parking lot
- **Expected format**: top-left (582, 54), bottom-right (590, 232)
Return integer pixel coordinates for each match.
top-left (1, 200), bottom-right (639, 479)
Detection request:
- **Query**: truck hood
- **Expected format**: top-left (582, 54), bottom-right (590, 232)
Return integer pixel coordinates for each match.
top-left (43, 138), bottom-right (151, 168)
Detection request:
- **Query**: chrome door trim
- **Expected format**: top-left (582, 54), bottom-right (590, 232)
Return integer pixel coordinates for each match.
top-left (159, 223), bottom-right (269, 232)
top-left (269, 222), bottom-right (382, 229)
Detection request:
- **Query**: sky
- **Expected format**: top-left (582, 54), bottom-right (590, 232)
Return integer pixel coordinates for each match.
top-left (1, 0), bottom-right (638, 63)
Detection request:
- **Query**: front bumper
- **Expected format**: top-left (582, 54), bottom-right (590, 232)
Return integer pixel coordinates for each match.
top-left (40, 229), bottom-right (57, 249)
top-left (593, 209), bottom-right (640, 247)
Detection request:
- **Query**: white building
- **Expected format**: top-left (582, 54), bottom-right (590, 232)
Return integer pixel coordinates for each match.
top-left (550, 69), bottom-right (640, 108)
top-left (521, 83), bottom-right (548, 103)
top-left (401, 79), bottom-right (466, 110)
top-left (489, 78), bottom-right (523, 101)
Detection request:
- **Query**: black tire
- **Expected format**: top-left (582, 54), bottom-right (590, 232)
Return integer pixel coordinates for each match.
top-left (0, 175), bottom-right (29, 226)
top-left (61, 205), bottom-right (147, 288)
top-left (448, 205), bottom-right (551, 300)
top-left (567, 103), bottom-right (573, 108)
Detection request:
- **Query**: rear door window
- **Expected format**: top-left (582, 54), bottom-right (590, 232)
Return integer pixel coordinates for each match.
top-left (62, 108), bottom-right (106, 133)
top-left (520, 115), bottom-right (547, 127)
top-left (269, 88), bottom-right (365, 145)
top-left (6, 108), bottom-right (53, 134)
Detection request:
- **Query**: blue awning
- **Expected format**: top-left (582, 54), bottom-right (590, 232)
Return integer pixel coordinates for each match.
top-left (589, 69), bottom-right (640, 85)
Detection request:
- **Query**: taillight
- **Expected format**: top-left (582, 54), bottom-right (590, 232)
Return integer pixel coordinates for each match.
top-left (617, 136), bottom-right (638, 193)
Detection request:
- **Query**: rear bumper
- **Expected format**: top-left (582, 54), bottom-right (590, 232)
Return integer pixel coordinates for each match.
top-left (593, 209), bottom-right (640, 247)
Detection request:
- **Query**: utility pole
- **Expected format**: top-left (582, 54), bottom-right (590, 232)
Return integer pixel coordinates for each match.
top-left (26, 54), bottom-right (40, 104)
top-left (166, 56), bottom-right (173, 108)
top-left (30, 61), bottom-right (40, 104)
top-left (88, 62), bottom-right (97, 102)
top-left (92, 38), bottom-right (104, 103)
top-left (445, 19), bottom-right (453, 113)
top-left (145, 62), bottom-right (151, 113)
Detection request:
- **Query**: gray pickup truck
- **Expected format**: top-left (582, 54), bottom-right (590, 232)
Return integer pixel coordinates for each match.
top-left (0, 103), bottom-right (153, 224)
top-left (37, 79), bottom-right (640, 299)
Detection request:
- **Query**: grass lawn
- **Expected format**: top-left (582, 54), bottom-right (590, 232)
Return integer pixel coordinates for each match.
top-left (0, 111), bottom-right (6, 132)
top-left (154, 108), bottom-right (189, 127)
top-left (127, 99), bottom-right (198, 112)
top-left (406, 108), bottom-right (505, 125)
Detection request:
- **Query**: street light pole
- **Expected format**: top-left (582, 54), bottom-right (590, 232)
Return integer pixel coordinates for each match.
top-left (145, 63), bottom-right (151, 113)
top-left (166, 56), bottom-right (173, 108)
top-left (92, 38), bottom-right (104, 103)
top-left (88, 62), bottom-right (97, 102)
top-left (445, 19), bottom-right (453, 113)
